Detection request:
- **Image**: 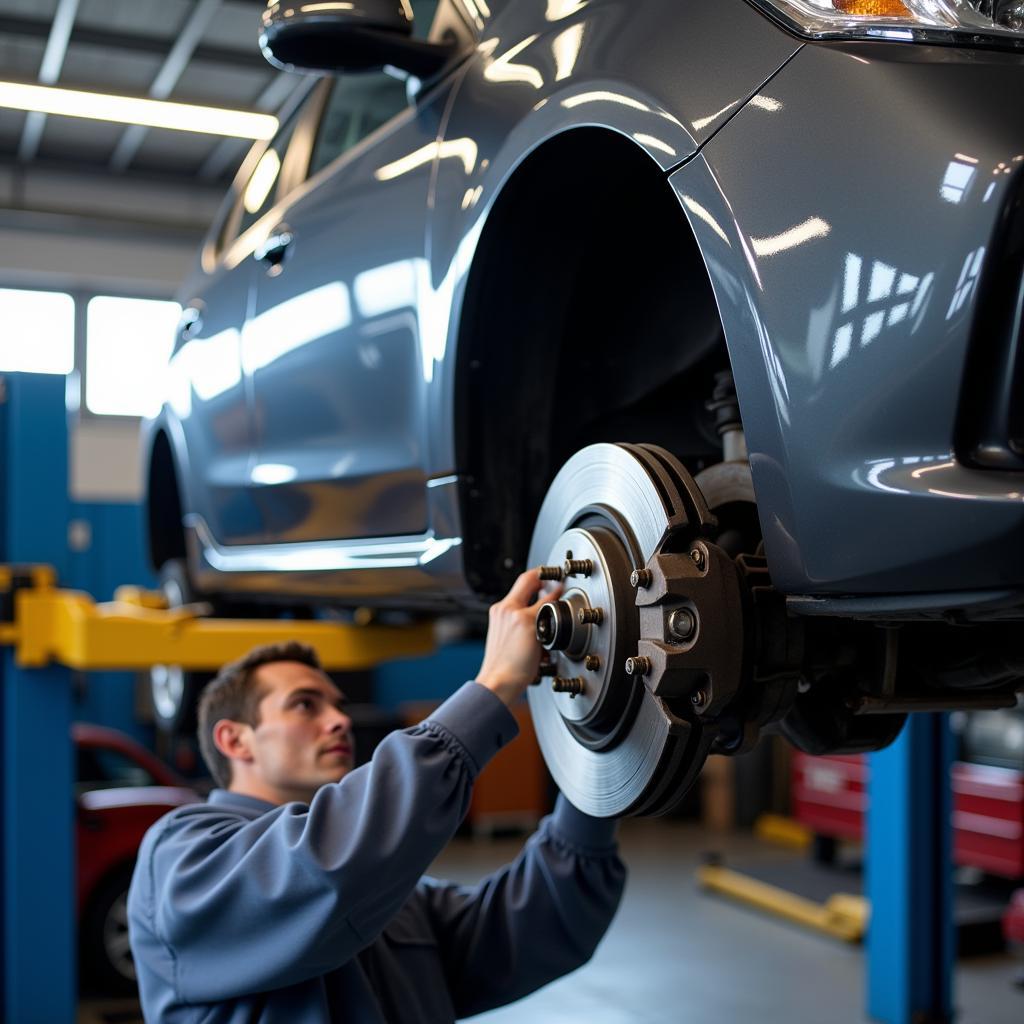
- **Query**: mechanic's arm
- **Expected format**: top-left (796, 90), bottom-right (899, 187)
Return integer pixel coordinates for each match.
top-left (422, 796), bottom-right (626, 1018)
top-left (145, 570), bottom-right (556, 1003)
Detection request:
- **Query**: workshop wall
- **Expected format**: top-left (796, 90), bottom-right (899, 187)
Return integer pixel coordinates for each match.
top-left (374, 641), bottom-right (485, 710)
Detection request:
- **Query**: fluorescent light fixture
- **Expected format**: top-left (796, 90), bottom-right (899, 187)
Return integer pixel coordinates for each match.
top-left (0, 80), bottom-right (277, 139)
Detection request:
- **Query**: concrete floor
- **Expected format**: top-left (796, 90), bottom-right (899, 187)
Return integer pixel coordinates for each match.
top-left (435, 819), bottom-right (1023, 1024)
top-left (79, 818), bottom-right (1024, 1023)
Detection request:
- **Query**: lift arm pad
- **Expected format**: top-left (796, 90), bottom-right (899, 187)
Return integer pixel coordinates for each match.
top-left (7, 583), bottom-right (434, 671)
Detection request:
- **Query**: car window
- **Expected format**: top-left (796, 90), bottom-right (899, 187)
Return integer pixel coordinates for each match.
top-left (306, 1), bottom-right (441, 179)
top-left (76, 745), bottom-right (159, 794)
top-left (235, 112), bottom-right (303, 240)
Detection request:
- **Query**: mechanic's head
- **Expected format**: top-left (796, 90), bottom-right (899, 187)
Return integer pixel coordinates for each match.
top-left (197, 640), bottom-right (354, 805)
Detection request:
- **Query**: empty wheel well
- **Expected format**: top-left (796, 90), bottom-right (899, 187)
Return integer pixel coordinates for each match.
top-left (146, 431), bottom-right (186, 572)
top-left (455, 127), bottom-right (731, 599)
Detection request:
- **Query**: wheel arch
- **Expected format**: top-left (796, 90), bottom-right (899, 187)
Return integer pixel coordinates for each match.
top-left (453, 126), bottom-right (734, 598)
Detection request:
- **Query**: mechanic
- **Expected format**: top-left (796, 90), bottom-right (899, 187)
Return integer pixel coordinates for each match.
top-left (128, 568), bottom-right (627, 1023)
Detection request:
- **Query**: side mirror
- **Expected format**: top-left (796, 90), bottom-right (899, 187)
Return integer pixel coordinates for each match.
top-left (259, 1), bottom-right (454, 78)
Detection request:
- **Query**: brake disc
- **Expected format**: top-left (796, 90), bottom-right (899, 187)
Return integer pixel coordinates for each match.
top-left (527, 442), bottom-right (749, 817)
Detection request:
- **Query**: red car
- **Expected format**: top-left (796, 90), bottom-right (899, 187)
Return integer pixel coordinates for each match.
top-left (75, 723), bottom-right (199, 993)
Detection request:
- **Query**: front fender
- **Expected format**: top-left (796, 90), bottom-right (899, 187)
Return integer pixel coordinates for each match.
top-left (669, 39), bottom-right (1024, 596)
top-left (425, 0), bottom-right (800, 471)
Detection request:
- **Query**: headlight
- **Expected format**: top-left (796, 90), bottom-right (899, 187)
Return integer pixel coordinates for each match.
top-left (750, 0), bottom-right (1024, 47)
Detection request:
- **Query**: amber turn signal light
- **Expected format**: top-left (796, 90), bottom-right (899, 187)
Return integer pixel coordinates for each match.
top-left (833, 0), bottom-right (912, 14)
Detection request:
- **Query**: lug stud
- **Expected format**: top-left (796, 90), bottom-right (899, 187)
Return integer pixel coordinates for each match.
top-left (537, 657), bottom-right (558, 677)
top-left (691, 689), bottom-right (709, 710)
top-left (690, 548), bottom-right (707, 572)
top-left (584, 655), bottom-right (601, 672)
top-left (577, 607), bottom-right (604, 626)
top-left (563, 558), bottom-right (594, 578)
top-left (630, 568), bottom-right (653, 589)
top-left (625, 655), bottom-right (652, 676)
top-left (538, 565), bottom-right (565, 581)
top-left (552, 677), bottom-right (585, 698)
top-left (668, 608), bottom-right (697, 642)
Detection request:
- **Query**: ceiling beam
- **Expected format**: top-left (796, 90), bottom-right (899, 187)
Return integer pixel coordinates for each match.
top-left (17, 0), bottom-right (80, 163)
top-left (0, 13), bottom-right (269, 72)
top-left (109, 0), bottom-right (224, 173)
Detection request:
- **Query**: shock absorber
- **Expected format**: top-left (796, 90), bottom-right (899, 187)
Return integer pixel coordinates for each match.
top-left (706, 370), bottom-right (747, 463)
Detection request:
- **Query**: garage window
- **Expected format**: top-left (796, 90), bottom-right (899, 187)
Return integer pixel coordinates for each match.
top-left (85, 295), bottom-right (181, 417)
top-left (0, 287), bottom-right (74, 374)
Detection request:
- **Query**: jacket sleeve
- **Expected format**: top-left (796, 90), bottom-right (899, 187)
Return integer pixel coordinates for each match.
top-left (144, 682), bottom-right (517, 1003)
top-left (420, 794), bottom-right (627, 1018)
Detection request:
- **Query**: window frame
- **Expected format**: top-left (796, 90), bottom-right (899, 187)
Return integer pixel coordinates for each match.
top-left (215, 76), bottom-right (323, 259)
top-left (0, 283), bottom-right (76, 378)
top-left (0, 281), bottom-right (182, 425)
top-left (82, 293), bottom-right (183, 420)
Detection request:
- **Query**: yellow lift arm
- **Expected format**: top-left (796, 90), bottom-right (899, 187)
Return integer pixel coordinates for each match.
top-left (0, 565), bottom-right (435, 672)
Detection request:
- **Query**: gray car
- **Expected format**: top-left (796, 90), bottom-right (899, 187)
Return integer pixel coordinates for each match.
top-left (143, 0), bottom-right (1024, 815)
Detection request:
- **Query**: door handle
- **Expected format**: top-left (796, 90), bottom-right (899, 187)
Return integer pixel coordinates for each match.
top-left (255, 227), bottom-right (294, 269)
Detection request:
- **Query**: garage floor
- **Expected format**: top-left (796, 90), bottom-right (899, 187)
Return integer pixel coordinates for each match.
top-left (79, 820), bottom-right (1023, 1024)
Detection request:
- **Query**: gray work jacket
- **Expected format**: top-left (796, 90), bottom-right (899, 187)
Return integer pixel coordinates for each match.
top-left (128, 681), bottom-right (626, 1022)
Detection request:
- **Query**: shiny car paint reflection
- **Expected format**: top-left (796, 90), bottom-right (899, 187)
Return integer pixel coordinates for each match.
top-left (144, 0), bottom-right (1024, 609)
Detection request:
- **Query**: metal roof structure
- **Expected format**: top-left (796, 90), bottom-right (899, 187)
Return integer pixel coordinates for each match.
top-left (0, 0), bottom-right (308, 276)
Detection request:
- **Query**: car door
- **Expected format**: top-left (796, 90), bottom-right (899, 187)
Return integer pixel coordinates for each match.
top-left (170, 87), bottom-right (316, 545)
top-left (244, 1), bottom-right (450, 544)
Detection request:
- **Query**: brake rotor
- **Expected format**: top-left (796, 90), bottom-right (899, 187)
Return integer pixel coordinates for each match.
top-left (528, 442), bottom-right (740, 817)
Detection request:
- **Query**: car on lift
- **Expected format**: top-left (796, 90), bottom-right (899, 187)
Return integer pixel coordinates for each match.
top-left (76, 723), bottom-right (198, 993)
top-left (143, 0), bottom-right (1024, 816)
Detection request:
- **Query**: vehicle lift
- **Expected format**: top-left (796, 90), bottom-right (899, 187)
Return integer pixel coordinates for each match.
top-left (0, 373), bottom-right (956, 1023)
top-left (0, 373), bottom-right (434, 1024)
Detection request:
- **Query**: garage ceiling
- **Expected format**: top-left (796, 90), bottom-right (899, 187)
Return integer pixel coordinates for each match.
top-left (0, 0), bottom-right (307, 256)
top-left (0, 0), bottom-right (297, 180)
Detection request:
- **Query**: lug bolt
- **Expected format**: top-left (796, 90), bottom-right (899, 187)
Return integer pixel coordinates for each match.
top-left (578, 607), bottom-right (604, 626)
top-left (584, 655), bottom-right (601, 672)
top-left (668, 608), bottom-right (697, 642)
top-left (625, 655), bottom-right (652, 676)
top-left (538, 565), bottom-right (565, 581)
top-left (630, 568), bottom-right (653, 589)
top-left (552, 677), bottom-right (585, 698)
top-left (563, 558), bottom-right (594, 578)
top-left (690, 548), bottom-right (707, 572)
top-left (691, 689), bottom-right (708, 710)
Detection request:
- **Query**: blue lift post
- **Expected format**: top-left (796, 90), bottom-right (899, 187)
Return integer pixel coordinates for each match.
top-left (867, 713), bottom-right (955, 1024)
top-left (0, 372), bottom-right (76, 1023)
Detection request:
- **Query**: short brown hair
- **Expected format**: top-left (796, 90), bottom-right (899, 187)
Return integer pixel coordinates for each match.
top-left (197, 641), bottom-right (324, 788)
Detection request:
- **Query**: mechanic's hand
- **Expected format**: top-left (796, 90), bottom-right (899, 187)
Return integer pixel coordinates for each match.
top-left (476, 568), bottom-right (561, 707)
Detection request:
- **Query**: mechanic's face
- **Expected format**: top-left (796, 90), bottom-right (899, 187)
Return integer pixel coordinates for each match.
top-left (244, 661), bottom-right (355, 804)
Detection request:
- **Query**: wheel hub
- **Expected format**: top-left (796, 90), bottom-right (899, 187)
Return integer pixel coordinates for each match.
top-left (535, 526), bottom-right (636, 730)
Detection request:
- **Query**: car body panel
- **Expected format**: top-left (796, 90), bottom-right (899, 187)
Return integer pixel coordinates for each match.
top-left (77, 788), bottom-right (199, 914)
top-left (667, 39), bottom-right (1024, 595)
top-left (151, 0), bottom-right (800, 602)
top-left (145, 0), bottom-right (1024, 612)
top-left (164, 258), bottom-right (259, 545)
top-left (428, 0), bottom-right (802, 474)
top-left (73, 724), bottom-right (197, 915)
top-left (244, 77), bottom-right (453, 545)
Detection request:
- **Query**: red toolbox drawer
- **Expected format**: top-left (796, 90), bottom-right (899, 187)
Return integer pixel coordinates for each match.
top-left (792, 753), bottom-right (866, 843)
top-left (952, 763), bottom-right (1024, 878)
top-left (791, 754), bottom-right (1024, 880)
